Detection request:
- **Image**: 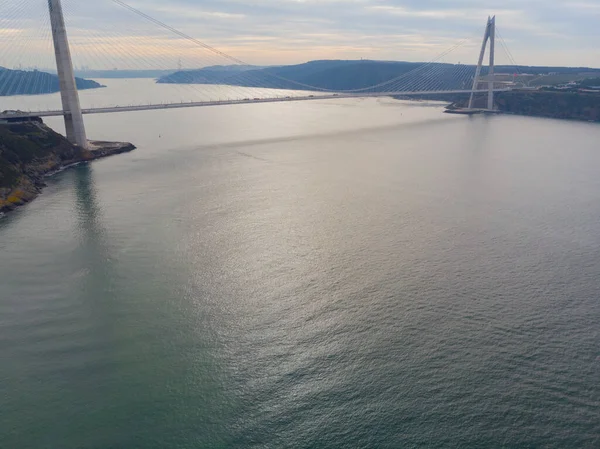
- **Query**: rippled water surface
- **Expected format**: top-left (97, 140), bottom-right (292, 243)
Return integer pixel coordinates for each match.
top-left (1, 82), bottom-right (600, 448)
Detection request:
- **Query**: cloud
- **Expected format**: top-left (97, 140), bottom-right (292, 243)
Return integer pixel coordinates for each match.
top-left (1, 0), bottom-right (598, 69)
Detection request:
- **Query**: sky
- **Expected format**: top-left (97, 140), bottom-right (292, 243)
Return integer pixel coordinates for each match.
top-left (2, 0), bottom-right (600, 69)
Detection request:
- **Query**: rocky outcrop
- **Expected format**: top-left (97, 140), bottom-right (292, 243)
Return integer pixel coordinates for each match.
top-left (0, 121), bottom-right (134, 214)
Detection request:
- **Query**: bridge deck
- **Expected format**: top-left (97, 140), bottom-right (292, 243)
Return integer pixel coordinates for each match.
top-left (0, 89), bottom-right (510, 120)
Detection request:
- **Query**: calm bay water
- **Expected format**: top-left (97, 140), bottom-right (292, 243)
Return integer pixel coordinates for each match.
top-left (1, 80), bottom-right (600, 448)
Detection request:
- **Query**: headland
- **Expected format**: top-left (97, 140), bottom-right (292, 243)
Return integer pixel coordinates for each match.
top-left (0, 120), bottom-right (134, 214)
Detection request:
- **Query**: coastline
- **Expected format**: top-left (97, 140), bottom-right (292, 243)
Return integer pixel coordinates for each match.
top-left (0, 121), bottom-right (135, 215)
top-left (444, 90), bottom-right (600, 123)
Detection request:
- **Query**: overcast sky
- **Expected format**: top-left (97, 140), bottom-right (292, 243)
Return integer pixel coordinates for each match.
top-left (3, 0), bottom-right (600, 69)
top-left (126, 0), bottom-right (600, 67)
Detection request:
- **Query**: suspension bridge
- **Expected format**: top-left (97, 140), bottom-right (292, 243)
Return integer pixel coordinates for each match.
top-left (0, 0), bottom-right (522, 149)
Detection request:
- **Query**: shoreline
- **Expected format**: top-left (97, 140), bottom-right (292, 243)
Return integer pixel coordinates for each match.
top-left (444, 90), bottom-right (600, 123)
top-left (0, 122), bottom-right (135, 215)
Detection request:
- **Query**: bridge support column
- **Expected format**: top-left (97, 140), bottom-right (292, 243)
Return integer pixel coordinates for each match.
top-left (48, 0), bottom-right (88, 149)
top-left (468, 16), bottom-right (496, 111)
top-left (487, 16), bottom-right (496, 111)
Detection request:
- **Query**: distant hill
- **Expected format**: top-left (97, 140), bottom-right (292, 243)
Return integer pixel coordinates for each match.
top-left (158, 59), bottom-right (488, 91)
top-left (158, 60), bottom-right (420, 90)
top-left (157, 60), bottom-right (600, 92)
top-left (73, 69), bottom-right (175, 79)
top-left (71, 66), bottom-right (269, 80)
top-left (0, 68), bottom-right (103, 96)
top-left (158, 63), bottom-right (273, 85)
top-left (200, 64), bottom-right (267, 73)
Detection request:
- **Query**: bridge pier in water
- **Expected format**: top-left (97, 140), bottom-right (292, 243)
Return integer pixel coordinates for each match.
top-left (48, 0), bottom-right (88, 149)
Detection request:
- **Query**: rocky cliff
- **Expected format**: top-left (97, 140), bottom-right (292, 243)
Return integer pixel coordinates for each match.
top-left (0, 121), bottom-right (134, 213)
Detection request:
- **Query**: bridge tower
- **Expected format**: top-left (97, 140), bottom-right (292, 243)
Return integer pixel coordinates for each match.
top-left (468, 16), bottom-right (496, 111)
top-left (48, 0), bottom-right (88, 148)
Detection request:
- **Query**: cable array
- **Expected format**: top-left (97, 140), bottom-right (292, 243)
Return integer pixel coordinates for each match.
top-left (0, 0), bottom-right (520, 113)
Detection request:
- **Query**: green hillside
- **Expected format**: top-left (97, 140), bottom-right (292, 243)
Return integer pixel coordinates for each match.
top-left (0, 68), bottom-right (103, 96)
top-left (158, 60), bottom-right (600, 92)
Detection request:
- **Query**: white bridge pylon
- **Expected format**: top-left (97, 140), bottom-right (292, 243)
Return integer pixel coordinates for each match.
top-left (469, 16), bottom-right (496, 110)
top-left (48, 0), bottom-right (88, 149)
